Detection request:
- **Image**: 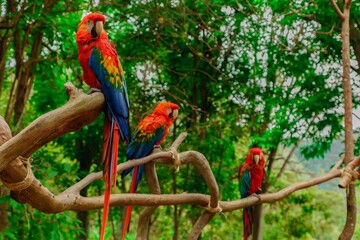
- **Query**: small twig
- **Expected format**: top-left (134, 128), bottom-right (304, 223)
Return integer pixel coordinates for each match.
top-left (317, 23), bottom-right (336, 36)
top-left (352, 112), bottom-right (360, 121)
top-left (64, 133), bottom-right (189, 195)
top-left (329, 0), bottom-right (344, 20)
top-left (276, 139), bottom-right (303, 179)
top-left (331, 154), bottom-right (345, 172)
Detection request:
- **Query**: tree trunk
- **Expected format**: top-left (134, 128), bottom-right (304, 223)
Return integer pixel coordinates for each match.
top-left (12, 29), bottom-right (43, 127)
top-left (330, 0), bottom-right (356, 238)
top-left (77, 210), bottom-right (89, 240)
top-left (0, 116), bottom-right (11, 231)
top-left (0, 187), bottom-right (8, 232)
top-left (0, 36), bottom-right (10, 95)
top-left (263, 147), bottom-right (278, 192)
top-left (4, 0), bottom-right (57, 128)
top-left (350, 21), bottom-right (360, 73)
top-left (173, 172), bottom-right (179, 240)
top-left (4, 0), bottom-right (21, 124)
top-left (75, 130), bottom-right (95, 239)
top-left (0, 0), bottom-right (20, 92)
top-left (252, 204), bottom-right (263, 240)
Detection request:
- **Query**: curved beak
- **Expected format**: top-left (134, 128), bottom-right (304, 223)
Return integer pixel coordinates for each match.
top-left (91, 21), bottom-right (104, 38)
top-left (172, 109), bottom-right (179, 119)
top-left (95, 21), bottom-right (103, 36)
top-left (253, 154), bottom-right (260, 165)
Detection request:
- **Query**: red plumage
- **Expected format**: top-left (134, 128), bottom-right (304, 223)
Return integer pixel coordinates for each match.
top-left (76, 14), bottom-right (106, 88)
top-left (238, 147), bottom-right (266, 240)
top-left (76, 13), bottom-right (130, 240)
top-left (121, 102), bottom-right (179, 240)
top-left (243, 207), bottom-right (253, 240)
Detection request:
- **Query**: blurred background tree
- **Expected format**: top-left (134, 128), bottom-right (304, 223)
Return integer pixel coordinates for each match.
top-left (0, 0), bottom-right (359, 239)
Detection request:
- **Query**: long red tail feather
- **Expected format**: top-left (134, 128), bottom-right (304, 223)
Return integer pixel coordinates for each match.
top-left (100, 179), bottom-right (111, 240)
top-left (121, 166), bottom-right (139, 240)
top-left (100, 119), bottom-right (119, 240)
top-left (243, 207), bottom-right (253, 240)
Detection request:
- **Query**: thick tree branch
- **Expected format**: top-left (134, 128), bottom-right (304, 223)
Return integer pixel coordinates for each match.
top-left (189, 212), bottom-right (215, 240)
top-left (0, 83), bottom-right (352, 239)
top-left (1, 111), bottom-right (344, 214)
top-left (8, 164), bottom-right (342, 213)
top-left (0, 81), bottom-right (104, 172)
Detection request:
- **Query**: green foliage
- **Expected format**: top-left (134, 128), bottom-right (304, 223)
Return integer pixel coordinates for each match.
top-left (2, 198), bottom-right (83, 239)
top-left (264, 171), bottom-right (346, 240)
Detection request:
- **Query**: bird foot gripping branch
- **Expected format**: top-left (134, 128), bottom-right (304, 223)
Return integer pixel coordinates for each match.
top-left (87, 88), bottom-right (102, 94)
top-left (168, 146), bottom-right (180, 172)
top-left (250, 193), bottom-right (261, 200)
top-left (153, 144), bottom-right (162, 151)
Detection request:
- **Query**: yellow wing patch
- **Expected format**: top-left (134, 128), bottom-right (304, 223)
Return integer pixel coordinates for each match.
top-left (137, 125), bottom-right (155, 142)
top-left (101, 55), bottom-right (124, 89)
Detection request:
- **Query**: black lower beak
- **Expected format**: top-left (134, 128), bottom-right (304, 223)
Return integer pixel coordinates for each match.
top-left (91, 25), bottom-right (98, 38)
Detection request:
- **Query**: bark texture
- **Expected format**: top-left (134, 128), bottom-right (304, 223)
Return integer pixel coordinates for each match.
top-left (0, 83), bottom-right (358, 239)
top-left (0, 116), bottom-right (11, 231)
top-left (329, 0), bottom-right (356, 239)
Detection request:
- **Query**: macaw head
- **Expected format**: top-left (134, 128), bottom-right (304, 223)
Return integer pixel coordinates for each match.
top-left (153, 102), bottom-right (179, 124)
top-left (76, 13), bottom-right (107, 47)
top-left (246, 147), bottom-right (265, 166)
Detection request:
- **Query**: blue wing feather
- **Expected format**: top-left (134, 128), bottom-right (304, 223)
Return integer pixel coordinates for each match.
top-left (239, 169), bottom-right (251, 199)
top-left (89, 48), bottom-right (131, 143)
top-left (121, 125), bottom-right (166, 190)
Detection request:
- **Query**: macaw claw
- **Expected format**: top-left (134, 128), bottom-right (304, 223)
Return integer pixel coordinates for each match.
top-left (168, 147), bottom-right (180, 172)
top-left (154, 145), bottom-right (162, 150)
top-left (88, 88), bottom-right (102, 94)
top-left (251, 193), bottom-right (261, 200)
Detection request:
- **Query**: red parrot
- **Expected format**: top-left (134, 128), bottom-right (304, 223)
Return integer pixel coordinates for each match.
top-left (238, 147), bottom-right (266, 240)
top-left (120, 102), bottom-right (179, 240)
top-left (76, 13), bottom-right (131, 240)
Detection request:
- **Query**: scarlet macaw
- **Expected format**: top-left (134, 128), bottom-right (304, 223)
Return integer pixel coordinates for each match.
top-left (121, 102), bottom-right (179, 240)
top-left (238, 147), bottom-right (266, 240)
top-left (76, 13), bottom-right (131, 240)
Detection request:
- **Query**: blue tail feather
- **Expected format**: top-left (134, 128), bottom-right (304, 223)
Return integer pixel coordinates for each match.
top-left (109, 118), bottom-right (115, 184)
top-left (134, 165), bottom-right (144, 191)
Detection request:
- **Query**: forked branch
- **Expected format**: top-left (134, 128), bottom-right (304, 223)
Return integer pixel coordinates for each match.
top-left (0, 83), bottom-right (354, 239)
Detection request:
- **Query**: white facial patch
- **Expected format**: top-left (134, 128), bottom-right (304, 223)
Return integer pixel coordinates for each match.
top-left (85, 20), bottom-right (94, 34)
